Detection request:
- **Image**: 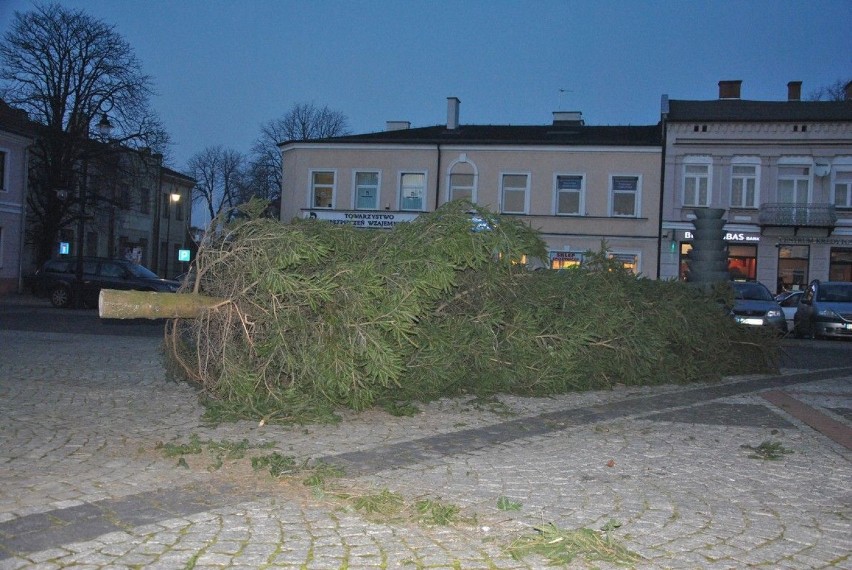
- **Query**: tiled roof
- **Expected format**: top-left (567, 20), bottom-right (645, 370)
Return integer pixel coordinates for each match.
top-left (666, 99), bottom-right (852, 122)
top-left (287, 124), bottom-right (662, 146)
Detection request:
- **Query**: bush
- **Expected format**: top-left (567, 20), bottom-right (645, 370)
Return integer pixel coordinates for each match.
top-left (165, 199), bottom-right (777, 423)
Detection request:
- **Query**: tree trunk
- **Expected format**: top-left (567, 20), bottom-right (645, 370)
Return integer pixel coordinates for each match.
top-left (98, 289), bottom-right (229, 319)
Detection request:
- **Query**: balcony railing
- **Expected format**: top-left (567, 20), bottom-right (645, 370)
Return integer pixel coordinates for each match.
top-left (758, 203), bottom-right (837, 236)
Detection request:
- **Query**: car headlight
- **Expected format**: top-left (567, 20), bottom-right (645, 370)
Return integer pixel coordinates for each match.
top-left (766, 309), bottom-right (782, 319)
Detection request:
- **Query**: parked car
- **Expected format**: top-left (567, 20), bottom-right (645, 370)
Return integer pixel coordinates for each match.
top-left (29, 257), bottom-right (181, 308)
top-left (776, 290), bottom-right (803, 332)
top-left (729, 281), bottom-right (787, 334)
top-left (793, 280), bottom-right (852, 340)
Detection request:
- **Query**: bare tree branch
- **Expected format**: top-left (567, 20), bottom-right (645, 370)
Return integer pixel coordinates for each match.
top-left (244, 102), bottom-right (350, 205)
top-left (187, 145), bottom-right (247, 222)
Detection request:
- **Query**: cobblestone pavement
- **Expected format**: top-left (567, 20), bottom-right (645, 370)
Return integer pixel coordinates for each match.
top-left (0, 325), bottom-right (850, 569)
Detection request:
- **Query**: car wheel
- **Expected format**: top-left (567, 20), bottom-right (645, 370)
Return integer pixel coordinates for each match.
top-left (49, 286), bottom-right (71, 308)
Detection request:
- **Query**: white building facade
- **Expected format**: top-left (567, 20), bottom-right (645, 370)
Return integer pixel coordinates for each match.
top-left (660, 80), bottom-right (852, 292)
top-left (0, 101), bottom-right (34, 294)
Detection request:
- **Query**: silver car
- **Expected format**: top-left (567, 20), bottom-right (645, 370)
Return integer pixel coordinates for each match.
top-left (793, 280), bottom-right (852, 340)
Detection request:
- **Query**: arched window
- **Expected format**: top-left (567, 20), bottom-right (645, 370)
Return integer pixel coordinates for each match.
top-left (447, 155), bottom-right (478, 203)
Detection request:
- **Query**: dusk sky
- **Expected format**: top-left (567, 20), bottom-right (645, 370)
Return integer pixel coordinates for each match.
top-left (2, 0), bottom-right (850, 175)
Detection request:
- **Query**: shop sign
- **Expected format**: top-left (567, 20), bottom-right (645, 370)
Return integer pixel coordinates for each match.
top-left (684, 230), bottom-right (760, 242)
top-left (782, 237), bottom-right (852, 246)
top-left (550, 251), bottom-right (582, 261)
top-left (305, 210), bottom-right (419, 229)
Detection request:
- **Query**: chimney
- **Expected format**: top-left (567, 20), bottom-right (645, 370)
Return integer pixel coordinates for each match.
top-left (386, 121), bottom-right (410, 131)
top-left (846, 80), bottom-right (852, 101)
top-left (787, 81), bottom-right (802, 101)
top-left (552, 111), bottom-right (584, 126)
top-left (718, 80), bottom-right (742, 99)
top-left (447, 97), bottom-right (460, 130)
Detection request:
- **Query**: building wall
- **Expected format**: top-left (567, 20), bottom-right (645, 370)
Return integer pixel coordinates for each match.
top-left (282, 143), bottom-right (662, 276)
top-left (0, 130), bottom-right (32, 294)
top-left (660, 120), bottom-right (852, 291)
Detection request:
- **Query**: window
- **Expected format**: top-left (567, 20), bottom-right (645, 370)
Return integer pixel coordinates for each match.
top-left (138, 238), bottom-right (149, 267)
top-left (0, 150), bottom-right (6, 192)
top-left (833, 171), bottom-right (852, 209)
top-left (448, 157), bottom-right (477, 203)
top-left (354, 171), bottom-right (379, 210)
top-left (399, 172), bottom-right (425, 211)
top-left (829, 248), bottom-right (852, 281)
top-left (161, 192), bottom-right (170, 219)
top-left (139, 188), bottom-right (150, 215)
top-left (777, 245), bottom-right (809, 293)
top-left (100, 262), bottom-right (125, 278)
top-left (683, 161), bottom-right (710, 206)
top-left (311, 171), bottom-right (335, 208)
top-left (555, 175), bottom-right (583, 215)
top-left (85, 231), bottom-right (98, 257)
top-left (730, 163), bottom-right (758, 208)
top-left (549, 251), bottom-right (583, 269)
top-left (728, 244), bottom-right (757, 281)
top-left (450, 173), bottom-right (475, 202)
top-left (610, 252), bottom-right (639, 273)
top-left (118, 185), bottom-right (130, 210)
top-left (501, 173), bottom-right (529, 214)
top-left (610, 175), bottom-right (639, 217)
top-left (777, 166), bottom-right (810, 204)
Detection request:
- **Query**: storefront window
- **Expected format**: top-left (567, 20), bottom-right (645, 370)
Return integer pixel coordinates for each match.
top-left (550, 252), bottom-right (583, 269)
top-left (777, 245), bottom-right (809, 293)
top-left (678, 242), bottom-right (692, 280)
top-left (610, 252), bottom-right (639, 273)
top-left (829, 248), bottom-right (852, 281)
top-left (728, 245), bottom-right (757, 281)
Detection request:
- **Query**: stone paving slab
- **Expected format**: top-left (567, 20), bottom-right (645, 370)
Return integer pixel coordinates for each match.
top-left (1, 329), bottom-right (851, 569)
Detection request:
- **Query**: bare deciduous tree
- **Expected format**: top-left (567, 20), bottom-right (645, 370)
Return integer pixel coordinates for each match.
top-left (245, 102), bottom-right (350, 205)
top-left (0, 3), bottom-right (170, 266)
top-left (807, 78), bottom-right (851, 101)
top-left (187, 146), bottom-right (247, 222)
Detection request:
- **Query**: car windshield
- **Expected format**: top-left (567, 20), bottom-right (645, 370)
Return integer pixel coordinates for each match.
top-left (734, 283), bottom-right (773, 301)
top-left (126, 263), bottom-right (161, 279)
top-left (816, 283), bottom-right (852, 302)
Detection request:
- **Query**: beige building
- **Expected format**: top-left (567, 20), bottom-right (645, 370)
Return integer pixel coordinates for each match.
top-left (281, 98), bottom-right (662, 276)
top-left (660, 80), bottom-right (852, 292)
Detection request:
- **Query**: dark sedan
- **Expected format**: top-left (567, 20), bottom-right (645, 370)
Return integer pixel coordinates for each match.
top-left (29, 257), bottom-right (180, 308)
top-left (730, 281), bottom-right (787, 335)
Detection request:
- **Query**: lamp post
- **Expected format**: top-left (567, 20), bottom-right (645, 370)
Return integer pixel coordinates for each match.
top-left (73, 111), bottom-right (113, 308)
top-left (164, 192), bottom-right (181, 278)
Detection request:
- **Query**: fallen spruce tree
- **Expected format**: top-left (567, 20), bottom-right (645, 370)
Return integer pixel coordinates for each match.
top-left (139, 199), bottom-right (777, 423)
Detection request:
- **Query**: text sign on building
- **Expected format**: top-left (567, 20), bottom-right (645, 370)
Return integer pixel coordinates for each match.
top-left (684, 231), bottom-right (760, 242)
top-left (304, 210), bottom-right (419, 229)
top-left (178, 249), bottom-right (191, 262)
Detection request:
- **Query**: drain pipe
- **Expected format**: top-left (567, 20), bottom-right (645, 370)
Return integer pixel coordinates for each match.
top-left (434, 143), bottom-right (442, 210)
top-left (656, 96), bottom-right (669, 279)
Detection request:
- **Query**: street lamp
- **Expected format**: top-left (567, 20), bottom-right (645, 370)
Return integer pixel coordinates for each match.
top-left (74, 110), bottom-right (113, 308)
top-left (164, 192), bottom-right (181, 278)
